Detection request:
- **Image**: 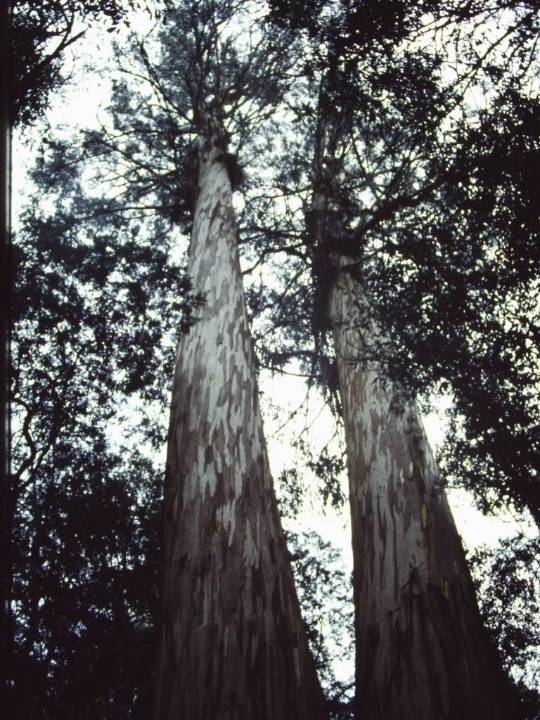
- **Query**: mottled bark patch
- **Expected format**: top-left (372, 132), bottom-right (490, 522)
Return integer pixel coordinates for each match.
top-left (154, 141), bottom-right (327, 720)
top-left (329, 257), bottom-right (515, 720)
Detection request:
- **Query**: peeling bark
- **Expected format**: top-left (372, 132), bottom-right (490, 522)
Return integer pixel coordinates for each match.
top-left (153, 138), bottom-right (327, 720)
top-left (329, 257), bottom-right (517, 720)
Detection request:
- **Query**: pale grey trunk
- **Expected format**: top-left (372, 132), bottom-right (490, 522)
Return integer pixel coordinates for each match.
top-left (153, 139), bottom-right (327, 720)
top-left (329, 257), bottom-right (515, 720)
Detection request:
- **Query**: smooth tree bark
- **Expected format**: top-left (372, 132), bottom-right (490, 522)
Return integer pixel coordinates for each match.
top-left (153, 129), bottom-right (327, 720)
top-left (328, 254), bottom-right (518, 720)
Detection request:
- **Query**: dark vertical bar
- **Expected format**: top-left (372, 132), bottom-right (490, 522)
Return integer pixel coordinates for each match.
top-left (1, 0), bottom-right (13, 712)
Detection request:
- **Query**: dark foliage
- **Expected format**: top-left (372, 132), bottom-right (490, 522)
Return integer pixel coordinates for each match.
top-left (10, 0), bottom-right (144, 126)
top-left (471, 535), bottom-right (540, 719)
top-left (367, 88), bottom-right (540, 523)
top-left (277, 455), bottom-right (353, 716)
top-left (11, 440), bottom-right (161, 720)
top-left (284, 528), bottom-right (354, 718)
top-left (10, 137), bottom-right (197, 716)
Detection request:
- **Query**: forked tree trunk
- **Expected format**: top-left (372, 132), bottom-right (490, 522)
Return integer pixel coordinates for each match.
top-left (329, 256), bottom-right (517, 720)
top-left (153, 137), bottom-right (327, 720)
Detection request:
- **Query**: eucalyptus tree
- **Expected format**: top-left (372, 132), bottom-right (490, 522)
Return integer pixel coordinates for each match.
top-left (265, 0), bottom-right (540, 524)
top-left (10, 134), bottom-right (348, 719)
top-left (12, 0), bottom-right (329, 714)
top-left (258, 1), bottom-right (539, 717)
top-left (100, 3), bottom-right (328, 718)
top-left (309, 68), bottom-right (518, 720)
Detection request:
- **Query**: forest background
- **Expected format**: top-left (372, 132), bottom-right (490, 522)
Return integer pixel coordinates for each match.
top-left (5, 0), bottom-right (540, 718)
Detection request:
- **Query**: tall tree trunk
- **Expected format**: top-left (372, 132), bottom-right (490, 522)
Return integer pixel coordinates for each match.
top-left (328, 256), bottom-right (518, 720)
top-left (153, 136), bottom-right (327, 720)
